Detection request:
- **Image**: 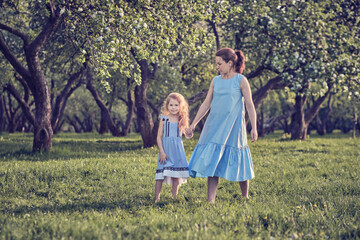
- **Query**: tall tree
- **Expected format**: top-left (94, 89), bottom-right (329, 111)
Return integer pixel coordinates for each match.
top-left (0, 1), bottom-right (64, 151)
top-left (220, 0), bottom-right (360, 139)
top-left (121, 1), bottom-right (213, 147)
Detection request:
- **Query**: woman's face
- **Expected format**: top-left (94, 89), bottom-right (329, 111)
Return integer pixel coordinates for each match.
top-left (216, 56), bottom-right (232, 75)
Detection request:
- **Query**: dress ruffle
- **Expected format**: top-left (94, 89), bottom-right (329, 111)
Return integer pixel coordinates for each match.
top-left (155, 167), bottom-right (189, 185)
top-left (188, 142), bottom-right (254, 182)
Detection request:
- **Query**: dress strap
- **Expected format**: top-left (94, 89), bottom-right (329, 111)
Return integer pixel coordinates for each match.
top-left (162, 116), bottom-right (169, 137)
top-left (166, 118), bottom-right (169, 137)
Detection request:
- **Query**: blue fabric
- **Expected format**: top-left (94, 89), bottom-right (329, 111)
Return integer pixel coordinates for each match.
top-left (188, 74), bottom-right (255, 181)
top-left (155, 116), bottom-right (189, 184)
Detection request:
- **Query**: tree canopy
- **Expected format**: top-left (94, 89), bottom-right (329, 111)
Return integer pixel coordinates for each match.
top-left (0, 0), bottom-right (359, 149)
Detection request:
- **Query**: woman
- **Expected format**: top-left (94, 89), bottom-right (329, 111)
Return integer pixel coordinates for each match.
top-left (185, 48), bottom-right (258, 203)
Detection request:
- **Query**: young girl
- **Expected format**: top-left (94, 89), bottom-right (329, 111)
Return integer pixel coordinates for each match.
top-left (155, 92), bottom-right (191, 202)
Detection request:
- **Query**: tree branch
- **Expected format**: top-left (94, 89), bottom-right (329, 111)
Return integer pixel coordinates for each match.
top-left (130, 48), bottom-right (142, 66)
top-left (0, 23), bottom-right (29, 45)
top-left (252, 76), bottom-right (283, 109)
top-left (48, 0), bottom-right (56, 19)
top-left (14, 74), bottom-right (30, 102)
top-left (147, 100), bottom-right (159, 116)
top-left (207, 19), bottom-right (220, 50)
top-left (305, 83), bottom-right (333, 124)
top-left (245, 65), bottom-right (265, 79)
top-left (187, 89), bottom-right (208, 106)
top-left (27, 9), bottom-right (63, 57)
top-left (3, 83), bottom-right (35, 125)
top-left (0, 34), bottom-right (31, 80)
top-left (52, 62), bottom-right (87, 128)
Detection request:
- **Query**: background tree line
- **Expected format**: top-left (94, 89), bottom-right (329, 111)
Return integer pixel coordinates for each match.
top-left (0, 0), bottom-right (359, 152)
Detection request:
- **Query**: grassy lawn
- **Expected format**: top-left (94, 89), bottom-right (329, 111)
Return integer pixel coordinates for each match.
top-left (0, 131), bottom-right (359, 239)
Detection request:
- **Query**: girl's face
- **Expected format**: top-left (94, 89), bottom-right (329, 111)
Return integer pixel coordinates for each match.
top-left (216, 56), bottom-right (233, 75)
top-left (168, 98), bottom-right (180, 116)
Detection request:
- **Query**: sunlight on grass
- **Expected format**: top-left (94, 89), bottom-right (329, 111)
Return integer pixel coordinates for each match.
top-left (0, 132), bottom-right (359, 239)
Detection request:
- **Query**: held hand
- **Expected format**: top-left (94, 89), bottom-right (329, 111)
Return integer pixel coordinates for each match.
top-left (159, 152), bottom-right (168, 164)
top-left (185, 126), bottom-right (194, 139)
top-left (251, 129), bottom-right (258, 142)
top-left (185, 129), bottom-right (193, 139)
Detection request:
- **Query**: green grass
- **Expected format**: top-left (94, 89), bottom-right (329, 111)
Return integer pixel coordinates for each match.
top-left (0, 131), bottom-right (359, 239)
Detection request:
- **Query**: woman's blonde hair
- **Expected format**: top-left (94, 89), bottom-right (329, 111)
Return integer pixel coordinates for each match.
top-left (161, 92), bottom-right (189, 133)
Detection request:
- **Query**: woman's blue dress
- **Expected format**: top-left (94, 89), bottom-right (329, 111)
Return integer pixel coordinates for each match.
top-left (188, 73), bottom-right (255, 181)
top-left (155, 115), bottom-right (190, 185)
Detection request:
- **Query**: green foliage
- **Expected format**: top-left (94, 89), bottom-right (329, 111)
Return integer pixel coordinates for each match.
top-left (0, 132), bottom-right (359, 239)
top-left (63, 86), bottom-right (99, 130)
top-left (57, 0), bottom-right (215, 84)
top-left (148, 64), bottom-right (187, 105)
top-left (222, 0), bottom-right (360, 96)
top-left (261, 88), bottom-right (295, 119)
top-left (327, 92), bottom-right (360, 132)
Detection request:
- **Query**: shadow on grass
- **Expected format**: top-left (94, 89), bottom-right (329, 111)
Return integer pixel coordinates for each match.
top-left (0, 140), bottom-right (143, 162)
top-left (1, 195), bottom-right (153, 216)
top-left (276, 131), bottom-right (356, 141)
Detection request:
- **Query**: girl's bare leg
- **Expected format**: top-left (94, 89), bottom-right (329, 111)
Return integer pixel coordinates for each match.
top-left (239, 180), bottom-right (249, 198)
top-left (172, 178), bottom-right (180, 199)
top-left (155, 180), bottom-right (163, 202)
top-left (207, 177), bottom-right (219, 203)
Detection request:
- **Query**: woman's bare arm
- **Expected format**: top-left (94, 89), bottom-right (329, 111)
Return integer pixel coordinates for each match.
top-left (189, 79), bottom-right (214, 130)
top-left (241, 76), bottom-right (258, 142)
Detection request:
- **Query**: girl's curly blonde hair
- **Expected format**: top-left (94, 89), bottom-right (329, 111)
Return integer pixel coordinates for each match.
top-left (161, 92), bottom-right (189, 133)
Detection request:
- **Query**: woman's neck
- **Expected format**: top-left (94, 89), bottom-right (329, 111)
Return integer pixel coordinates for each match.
top-left (221, 70), bottom-right (237, 79)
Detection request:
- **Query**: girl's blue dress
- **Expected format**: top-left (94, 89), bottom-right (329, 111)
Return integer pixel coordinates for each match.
top-left (155, 116), bottom-right (190, 185)
top-left (188, 73), bottom-right (255, 181)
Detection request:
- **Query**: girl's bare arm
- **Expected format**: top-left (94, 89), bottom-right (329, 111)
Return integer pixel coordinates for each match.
top-left (157, 119), bottom-right (167, 163)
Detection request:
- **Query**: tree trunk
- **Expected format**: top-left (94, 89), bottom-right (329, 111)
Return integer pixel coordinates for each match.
top-left (0, 95), bottom-right (5, 131)
top-left (304, 84), bottom-right (332, 135)
top-left (134, 59), bottom-right (158, 147)
top-left (135, 84), bottom-right (155, 147)
top-left (84, 114), bottom-right (93, 132)
top-left (320, 93), bottom-right (332, 134)
top-left (0, 8), bottom-right (63, 152)
top-left (52, 64), bottom-right (86, 133)
top-left (315, 93), bottom-right (332, 136)
top-left (66, 116), bottom-right (82, 133)
top-left (316, 114), bottom-right (325, 135)
top-left (3, 90), bottom-right (21, 133)
top-left (99, 110), bottom-right (108, 134)
top-left (290, 94), bottom-right (307, 140)
top-left (121, 79), bottom-right (135, 135)
top-left (30, 70), bottom-right (53, 152)
top-left (290, 81), bottom-right (332, 140)
top-left (283, 117), bottom-right (291, 134)
top-left (353, 106), bottom-right (358, 139)
top-left (258, 107), bottom-right (265, 137)
top-left (86, 68), bottom-right (121, 136)
top-left (74, 114), bottom-right (86, 132)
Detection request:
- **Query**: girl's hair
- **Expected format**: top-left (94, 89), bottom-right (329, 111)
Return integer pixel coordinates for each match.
top-left (161, 92), bottom-right (189, 133)
top-left (215, 48), bottom-right (245, 74)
